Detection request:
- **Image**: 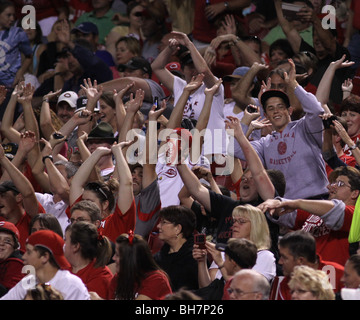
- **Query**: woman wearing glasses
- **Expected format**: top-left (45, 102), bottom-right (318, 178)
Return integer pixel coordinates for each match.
top-left (69, 141), bottom-right (136, 243)
top-left (154, 205), bottom-right (199, 292)
top-left (193, 203), bottom-right (276, 294)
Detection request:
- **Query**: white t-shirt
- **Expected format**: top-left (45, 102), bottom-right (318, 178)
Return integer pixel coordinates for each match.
top-left (210, 250), bottom-right (276, 282)
top-left (173, 76), bottom-right (226, 156)
top-left (35, 193), bottom-right (70, 236)
top-left (1, 270), bottom-right (90, 300)
top-left (156, 152), bottom-right (210, 208)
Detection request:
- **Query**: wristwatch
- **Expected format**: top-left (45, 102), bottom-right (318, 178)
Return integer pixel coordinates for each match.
top-left (42, 155), bottom-right (53, 164)
top-left (349, 144), bottom-right (357, 150)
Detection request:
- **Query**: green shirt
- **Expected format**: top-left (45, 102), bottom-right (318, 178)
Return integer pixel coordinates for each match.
top-left (263, 25), bottom-right (313, 47)
top-left (75, 9), bottom-right (116, 45)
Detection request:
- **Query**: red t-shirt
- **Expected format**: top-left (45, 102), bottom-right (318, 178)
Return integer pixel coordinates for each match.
top-left (294, 206), bottom-right (354, 266)
top-left (0, 256), bottom-right (25, 292)
top-left (192, 0), bottom-right (244, 44)
top-left (99, 200), bottom-right (136, 243)
top-left (68, 196), bottom-right (136, 243)
top-left (270, 257), bottom-right (344, 300)
top-left (108, 270), bottom-right (172, 300)
top-left (69, 259), bottom-right (113, 299)
top-left (0, 202), bottom-right (46, 253)
top-left (326, 153), bottom-right (357, 176)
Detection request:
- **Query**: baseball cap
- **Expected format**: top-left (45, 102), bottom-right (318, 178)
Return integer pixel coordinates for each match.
top-left (71, 22), bottom-right (99, 35)
top-left (26, 230), bottom-right (71, 270)
top-left (223, 66), bottom-right (257, 83)
top-left (57, 91), bottom-right (78, 109)
top-left (0, 181), bottom-right (19, 194)
top-left (76, 96), bottom-right (100, 113)
top-left (260, 90), bottom-right (290, 109)
top-left (118, 57), bottom-right (152, 77)
top-left (87, 122), bottom-right (116, 142)
top-left (0, 221), bottom-right (20, 244)
top-left (165, 62), bottom-right (184, 78)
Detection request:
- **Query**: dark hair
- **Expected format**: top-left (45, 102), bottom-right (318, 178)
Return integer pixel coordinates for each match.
top-left (269, 39), bottom-right (294, 60)
top-left (29, 214), bottom-right (64, 238)
top-left (340, 95), bottom-right (360, 114)
top-left (336, 166), bottom-right (360, 191)
top-left (279, 230), bottom-right (317, 263)
top-left (100, 91), bottom-right (116, 110)
top-left (84, 179), bottom-right (118, 212)
top-left (66, 221), bottom-right (112, 268)
top-left (126, 0), bottom-right (143, 16)
top-left (114, 233), bottom-right (167, 299)
top-left (158, 205), bottom-right (196, 239)
top-left (225, 238), bottom-right (257, 269)
top-left (70, 199), bottom-right (102, 223)
top-left (0, 0), bottom-right (14, 14)
top-left (347, 254), bottom-right (360, 277)
top-left (34, 246), bottom-right (60, 269)
top-left (267, 169), bottom-right (286, 197)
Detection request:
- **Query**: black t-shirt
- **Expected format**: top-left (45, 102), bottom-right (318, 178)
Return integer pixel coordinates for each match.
top-left (209, 190), bottom-right (279, 259)
top-left (300, 39), bottom-right (353, 104)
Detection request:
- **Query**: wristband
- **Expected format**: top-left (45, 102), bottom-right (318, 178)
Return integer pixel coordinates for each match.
top-left (349, 144), bottom-right (357, 150)
top-left (42, 155), bottom-right (53, 164)
top-left (54, 72), bottom-right (62, 77)
top-left (42, 98), bottom-right (49, 103)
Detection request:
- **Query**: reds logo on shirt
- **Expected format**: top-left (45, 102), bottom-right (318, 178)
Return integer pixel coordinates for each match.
top-left (302, 214), bottom-right (331, 237)
top-left (277, 141), bottom-right (287, 155)
top-left (162, 168), bottom-right (177, 178)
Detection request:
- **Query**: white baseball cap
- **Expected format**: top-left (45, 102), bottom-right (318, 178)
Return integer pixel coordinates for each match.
top-left (57, 91), bottom-right (78, 108)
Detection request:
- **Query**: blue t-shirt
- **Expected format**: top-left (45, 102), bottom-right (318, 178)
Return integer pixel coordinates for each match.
top-left (0, 26), bottom-right (32, 87)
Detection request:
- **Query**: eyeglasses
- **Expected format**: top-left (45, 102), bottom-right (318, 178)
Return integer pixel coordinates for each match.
top-left (232, 218), bottom-right (250, 225)
top-left (330, 180), bottom-right (352, 189)
top-left (227, 288), bottom-right (258, 296)
top-left (70, 217), bottom-right (91, 224)
top-left (158, 219), bottom-right (173, 226)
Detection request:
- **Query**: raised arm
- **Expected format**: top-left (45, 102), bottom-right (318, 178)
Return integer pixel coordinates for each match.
top-left (0, 144), bottom-right (38, 217)
top-left (69, 147), bottom-right (111, 205)
top-left (40, 138), bottom-right (70, 204)
top-left (316, 55), bottom-right (355, 105)
top-left (170, 31), bottom-right (217, 88)
top-left (176, 163), bottom-right (211, 211)
top-left (111, 141), bottom-right (134, 214)
top-left (273, 0), bottom-right (303, 52)
top-left (0, 84), bottom-right (23, 143)
top-left (225, 116), bottom-right (275, 200)
top-left (39, 89), bottom-right (62, 140)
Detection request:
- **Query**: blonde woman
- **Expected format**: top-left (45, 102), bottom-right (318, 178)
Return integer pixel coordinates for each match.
top-left (208, 204), bottom-right (276, 283)
top-left (289, 265), bottom-right (335, 300)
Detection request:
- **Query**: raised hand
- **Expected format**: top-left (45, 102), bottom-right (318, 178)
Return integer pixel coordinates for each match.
top-left (148, 99), bottom-right (166, 122)
top-left (17, 83), bottom-right (35, 105)
top-left (80, 78), bottom-right (103, 103)
top-left (124, 88), bottom-right (145, 114)
top-left (225, 116), bottom-right (244, 137)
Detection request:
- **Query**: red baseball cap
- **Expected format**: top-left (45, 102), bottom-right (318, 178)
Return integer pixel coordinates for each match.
top-left (26, 230), bottom-right (71, 270)
top-left (0, 221), bottom-right (20, 243)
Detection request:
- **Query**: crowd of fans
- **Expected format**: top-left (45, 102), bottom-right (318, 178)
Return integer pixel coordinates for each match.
top-left (1, 0), bottom-right (360, 301)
